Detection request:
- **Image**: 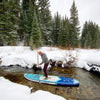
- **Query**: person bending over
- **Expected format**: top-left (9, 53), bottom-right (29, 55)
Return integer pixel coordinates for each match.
top-left (38, 51), bottom-right (49, 79)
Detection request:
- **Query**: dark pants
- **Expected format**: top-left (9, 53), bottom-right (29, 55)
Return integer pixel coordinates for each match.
top-left (43, 62), bottom-right (49, 78)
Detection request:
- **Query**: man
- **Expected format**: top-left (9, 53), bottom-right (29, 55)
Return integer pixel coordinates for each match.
top-left (38, 51), bottom-right (49, 79)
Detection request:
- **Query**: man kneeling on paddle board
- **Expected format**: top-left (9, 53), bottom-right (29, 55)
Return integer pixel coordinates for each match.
top-left (38, 51), bottom-right (49, 79)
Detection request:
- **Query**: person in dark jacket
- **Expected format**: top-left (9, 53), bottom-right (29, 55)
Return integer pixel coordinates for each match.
top-left (38, 51), bottom-right (49, 79)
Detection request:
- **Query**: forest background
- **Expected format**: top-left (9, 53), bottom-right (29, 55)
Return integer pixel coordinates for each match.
top-left (0, 0), bottom-right (100, 49)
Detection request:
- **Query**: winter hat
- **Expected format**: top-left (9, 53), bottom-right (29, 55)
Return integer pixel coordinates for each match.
top-left (38, 51), bottom-right (42, 55)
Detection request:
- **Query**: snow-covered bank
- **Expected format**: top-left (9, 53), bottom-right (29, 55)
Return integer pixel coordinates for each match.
top-left (0, 77), bottom-right (65, 100)
top-left (0, 46), bottom-right (100, 73)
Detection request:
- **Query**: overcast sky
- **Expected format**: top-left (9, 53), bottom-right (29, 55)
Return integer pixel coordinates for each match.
top-left (49, 0), bottom-right (100, 29)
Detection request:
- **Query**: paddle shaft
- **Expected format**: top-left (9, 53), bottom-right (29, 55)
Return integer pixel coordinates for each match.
top-left (37, 52), bottom-right (40, 83)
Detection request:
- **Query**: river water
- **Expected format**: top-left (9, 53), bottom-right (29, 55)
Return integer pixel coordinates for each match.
top-left (0, 66), bottom-right (100, 100)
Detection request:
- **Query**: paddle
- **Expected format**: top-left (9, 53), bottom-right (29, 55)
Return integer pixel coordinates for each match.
top-left (37, 51), bottom-right (40, 84)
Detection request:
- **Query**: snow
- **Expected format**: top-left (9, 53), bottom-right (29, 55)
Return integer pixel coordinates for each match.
top-left (0, 77), bottom-right (65, 100)
top-left (0, 46), bottom-right (100, 72)
top-left (0, 46), bottom-right (100, 100)
top-left (76, 49), bottom-right (100, 71)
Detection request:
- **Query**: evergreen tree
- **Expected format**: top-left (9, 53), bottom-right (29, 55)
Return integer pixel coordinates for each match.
top-left (96, 26), bottom-right (100, 48)
top-left (58, 17), bottom-right (70, 47)
top-left (69, 0), bottom-right (80, 48)
top-left (81, 21), bottom-right (100, 48)
top-left (38, 0), bottom-right (52, 45)
top-left (20, 0), bottom-right (37, 45)
top-left (58, 19), bottom-right (64, 47)
top-left (0, 0), bottom-right (8, 45)
top-left (52, 12), bottom-right (61, 46)
top-left (89, 22), bottom-right (96, 48)
top-left (30, 10), bottom-right (41, 49)
top-left (0, 0), bottom-right (20, 45)
top-left (63, 17), bottom-right (70, 47)
top-left (8, 0), bottom-right (20, 45)
top-left (20, 0), bottom-right (30, 45)
top-left (81, 21), bottom-right (88, 48)
top-left (0, 0), bottom-right (4, 45)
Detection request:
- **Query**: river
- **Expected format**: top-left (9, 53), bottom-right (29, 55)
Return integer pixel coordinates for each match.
top-left (0, 66), bottom-right (100, 100)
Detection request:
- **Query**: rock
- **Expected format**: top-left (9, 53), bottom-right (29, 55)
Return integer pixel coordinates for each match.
top-left (49, 59), bottom-right (56, 67)
top-left (56, 61), bottom-right (63, 67)
top-left (32, 64), bottom-right (42, 72)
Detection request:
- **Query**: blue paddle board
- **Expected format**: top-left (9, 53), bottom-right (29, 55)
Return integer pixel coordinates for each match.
top-left (24, 73), bottom-right (79, 86)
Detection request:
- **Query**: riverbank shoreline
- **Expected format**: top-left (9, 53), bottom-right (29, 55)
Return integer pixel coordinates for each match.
top-left (0, 66), bottom-right (100, 100)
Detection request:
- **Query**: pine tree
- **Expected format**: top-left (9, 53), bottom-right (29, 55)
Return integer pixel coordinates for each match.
top-left (0, 0), bottom-right (8, 45)
top-left (9, 0), bottom-right (20, 45)
top-left (96, 26), bottom-right (100, 48)
top-left (38, 0), bottom-right (52, 45)
top-left (20, 0), bottom-right (30, 45)
top-left (1, 0), bottom-right (20, 45)
top-left (0, 0), bottom-right (4, 45)
top-left (58, 19), bottom-right (63, 47)
top-left (20, 0), bottom-right (37, 45)
top-left (63, 17), bottom-right (70, 47)
top-left (30, 10), bottom-right (41, 49)
top-left (52, 12), bottom-right (61, 46)
top-left (58, 16), bottom-right (70, 48)
top-left (81, 21), bottom-right (100, 48)
top-left (69, 0), bottom-right (80, 48)
top-left (81, 21), bottom-right (88, 48)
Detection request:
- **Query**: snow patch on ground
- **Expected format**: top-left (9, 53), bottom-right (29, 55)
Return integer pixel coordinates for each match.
top-left (0, 77), bottom-right (65, 100)
top-left (0, 46), bottom-right (100, 72)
